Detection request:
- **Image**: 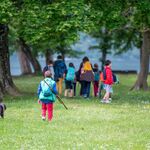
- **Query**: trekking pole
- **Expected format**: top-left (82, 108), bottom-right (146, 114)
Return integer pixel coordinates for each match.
top-left (44, 80), bottom-right (68, 110)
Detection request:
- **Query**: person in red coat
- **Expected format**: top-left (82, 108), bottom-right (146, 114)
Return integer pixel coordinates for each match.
top-left (102, 60), bottom-right (113, 103)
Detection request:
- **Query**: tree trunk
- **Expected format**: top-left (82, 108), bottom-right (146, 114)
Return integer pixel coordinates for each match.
top-left (0, 24), bottom-right (19, 96)
top-left (17, 40), bottom-right (32, 75)
top-left (19, 38), bottom-right (41, 74)
top-left (45, 49), bottom-right (53, 65)
top-left (0, 82), bottom-right (4, 101)
top-left (101, 49), bottom-right (107, 70)
top-left (131, 31), bottom-right (150, 90)
top-left (0, 66), bottom-right (4, 98)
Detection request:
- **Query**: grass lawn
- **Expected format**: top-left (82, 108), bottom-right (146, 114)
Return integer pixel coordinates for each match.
top-left (0, 75), bottom-right (150, 150)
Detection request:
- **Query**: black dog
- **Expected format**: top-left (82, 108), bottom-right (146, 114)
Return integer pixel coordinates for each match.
top-left (0, 103), bottom-right (6, 118)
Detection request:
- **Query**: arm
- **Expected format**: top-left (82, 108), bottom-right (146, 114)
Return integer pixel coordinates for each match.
top-left (37, 83), bottom-right (42, 97)
top-left (52, 83), bottom-right (58, 95)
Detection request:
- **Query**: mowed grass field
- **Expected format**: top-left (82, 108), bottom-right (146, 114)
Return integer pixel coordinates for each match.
top-left (0, 75), bottom-right (150, 150)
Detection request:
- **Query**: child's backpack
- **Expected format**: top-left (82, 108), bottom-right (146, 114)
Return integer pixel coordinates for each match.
top-left (100, 69), bottom-right (106, 82)
top-left (41, 79), bottom-right (53, 97)
top-left (94, 71), bottom-right (100, 81)
top-left (113, 73), bottom-right (119, 84)
top-left (66, 67), bottom-right (75, 81)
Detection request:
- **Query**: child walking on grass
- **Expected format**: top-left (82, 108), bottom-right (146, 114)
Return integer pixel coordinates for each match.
top-left (64, 63), bottom-right (75, 98)
top-left (101, 60), bottom-right (113, 103)
top-left (37, 70), bottom-right (58, 121)
top-left (93, 63), bottom-right (100, 97)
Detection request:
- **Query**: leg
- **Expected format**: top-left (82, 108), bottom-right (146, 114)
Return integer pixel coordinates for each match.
top-left (69, 82), bottom-right (73, 97)
top-left (69, 89), bottom-right (73, 97)
top-left (102, 84), bottom-right (111, 102)
top-left (86, 82), bottom-right (91, 98)
top-left (47, 103), bottom-right (53, 121)
top-left (94, 82), bottom-right (97, 97)
top-left (99, 82), bottom-right (104, 98)
top-left (73, 82), bottom-right (76, 96)
top-left (80, 81), bottom-right (84, 96)
top-left (59, 78), bottom-right (63, 95)
top-left (42, 103), bottom-right (47, 120)
top-left (91, 82), bottom-right (94, 97)
top-left (103, 92), bottom-right (110, 100)
top-left (64, 89), bottom-right (68, 97)
top-left (95, 81), bottom-right (99, 97)
top-left (82, 81), bottom-right (87, 97)
top-left (56, 81), bottom-right (59, 93)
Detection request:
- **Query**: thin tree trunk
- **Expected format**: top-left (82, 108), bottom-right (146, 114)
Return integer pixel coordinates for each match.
top-left (131, 31), bottom-right (150, 90)
top-left (0, 24), bottom-right (19, 96)
top-left (45, 49), bottom-right (53, 64)
top-left (0, 66), bottom-right (4, 98)
top-left (17, 40), bottom-right (32, 75)
top-left (19, 38), bottom-right (41, 74)
top-left (101, 49), bottom-right (107, 70)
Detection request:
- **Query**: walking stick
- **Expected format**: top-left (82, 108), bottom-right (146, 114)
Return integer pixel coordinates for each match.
top-left (44, 80), bottom-right (68, 110)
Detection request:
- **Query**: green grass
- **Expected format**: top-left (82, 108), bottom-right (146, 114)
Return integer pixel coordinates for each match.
top-left (0, 75), bottom-right (150, 150)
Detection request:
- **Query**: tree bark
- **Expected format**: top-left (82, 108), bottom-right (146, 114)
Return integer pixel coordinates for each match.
top-left (45, 49), bottom-right (53, 64)
top-left (0, 24), bottom-right (19, 96)
top-left (101, 49), bottom-right (107, 70)
top-left (131, 31), bottom-right (150, 90)
top-left (17, 40), bottom-right (32, 75)
top-left (19, 38), bottom-right (41, 74)
top-left (0, 82), bottom-right (3, 101)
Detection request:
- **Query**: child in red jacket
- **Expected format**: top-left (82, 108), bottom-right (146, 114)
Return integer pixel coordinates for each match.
top-left (101, 60), bottom-right (113, 103)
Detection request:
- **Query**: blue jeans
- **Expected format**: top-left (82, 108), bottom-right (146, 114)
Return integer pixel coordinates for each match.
top-left (83, 81), bottom-right (91, 98)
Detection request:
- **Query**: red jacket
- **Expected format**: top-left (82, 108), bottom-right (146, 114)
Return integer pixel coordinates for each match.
top-left (103, 66), bottom-right (113, 85)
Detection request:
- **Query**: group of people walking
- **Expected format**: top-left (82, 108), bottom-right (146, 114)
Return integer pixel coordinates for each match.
top-left (37, 55), bottom-right (117, 121)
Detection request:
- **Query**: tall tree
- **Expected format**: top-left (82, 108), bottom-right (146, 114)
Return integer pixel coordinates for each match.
top-left (90, 28), bottom-right (113, 70)
top-left (17, 41), bottom-right (32, 75)
top-left (0, 24), bottom-right (18, 95)
top-left (85, 0), bottom-right (150, 90)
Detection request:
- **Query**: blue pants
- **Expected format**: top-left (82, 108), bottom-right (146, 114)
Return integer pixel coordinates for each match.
top-left (83, 81), bottom-right (91, 98)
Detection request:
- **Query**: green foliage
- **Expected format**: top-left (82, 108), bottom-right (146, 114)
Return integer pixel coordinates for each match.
top-left (0, 0), bottom-right (14, 24)
top-left (86, 1), bottom-right (149, 58)
top-left (86, 0), bottom-right (150, 31)
top-left (8, 0), bottom-right (90, 58)
top-left (15, 0), bottom-right (88, 46)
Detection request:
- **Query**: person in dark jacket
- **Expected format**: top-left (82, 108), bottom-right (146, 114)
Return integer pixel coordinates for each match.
top-left (53, 55), bottom-right (67, 95)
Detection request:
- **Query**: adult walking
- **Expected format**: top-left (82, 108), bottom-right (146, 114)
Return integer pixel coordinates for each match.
top-left (53, 55), bottom-right (67, 95)
top-left (80, 56), bottom-right (94, 98)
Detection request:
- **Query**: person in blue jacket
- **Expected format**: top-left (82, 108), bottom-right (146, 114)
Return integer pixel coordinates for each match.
top-left (53, 55), bottom-right (67, 95)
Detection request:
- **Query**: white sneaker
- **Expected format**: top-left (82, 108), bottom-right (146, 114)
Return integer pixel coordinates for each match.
top-left (42, 116), bottom-right (46, 121)
top-left (100, 99), bottom-right (105, 103)
top-left (109, 98), bottom-right (112, 101)
top-left (105, 100), bottom-right (111, 104)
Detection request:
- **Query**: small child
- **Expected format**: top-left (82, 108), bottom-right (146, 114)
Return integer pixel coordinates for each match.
top-left (93, 63), bottom-right (100, 97)
top-left (101, 60), bottom-right (113, 103)
top-left (37, 70), bottom-right (58, 121)
top-left (43, 60), bottom-right (54, 79)
top-left (64, 63), bottom-right (75, 98)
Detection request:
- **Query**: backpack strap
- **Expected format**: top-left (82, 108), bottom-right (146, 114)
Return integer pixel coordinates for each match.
top-left (44, 79), bottom-right (53, 93)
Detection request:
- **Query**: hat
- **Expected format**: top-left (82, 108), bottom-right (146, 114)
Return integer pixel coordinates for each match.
top-left (44, 70), bottom-right (52, 77)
